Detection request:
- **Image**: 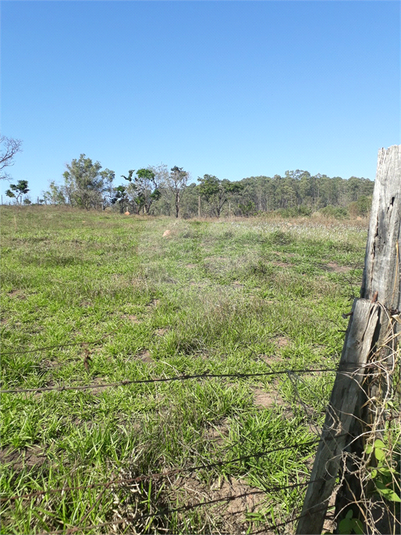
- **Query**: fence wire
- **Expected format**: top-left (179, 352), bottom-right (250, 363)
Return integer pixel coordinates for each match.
top-left (2, 333), bottom-right (399, 534)
top-left (1, 365), bottom-right (362, 395)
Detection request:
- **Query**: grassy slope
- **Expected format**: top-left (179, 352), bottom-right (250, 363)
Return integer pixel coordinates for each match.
top-left (0, 206), bottom-right (368, 534)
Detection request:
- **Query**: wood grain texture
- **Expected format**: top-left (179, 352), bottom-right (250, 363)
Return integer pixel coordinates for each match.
top-left (297, 145), bottom-right (401, 534)
top-left (296, 299), bottom-right (380, 535)
top-left (361, 145), bottom-right (401, 314)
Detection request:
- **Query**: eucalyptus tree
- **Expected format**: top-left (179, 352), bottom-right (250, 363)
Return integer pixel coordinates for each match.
top-left (197, 174), bottom-right (244, 217)
top-left (100, 168), bottom-right (116, 208)
top-left (180, 182), bottom-right (199, 218)
top-left (122, 167), bottom-right (162, 214)
top-left (164, 166), bottom-right (189, 218)
top-left (63, 154), bottom-right (114, 210)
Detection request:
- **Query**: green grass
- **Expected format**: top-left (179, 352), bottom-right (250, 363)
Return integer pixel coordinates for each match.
top-left (0, 206), bottom-right (369, 534)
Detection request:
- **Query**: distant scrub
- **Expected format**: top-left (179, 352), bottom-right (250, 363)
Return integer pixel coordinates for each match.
top-left (37, 156), bottom-right (374, 221)
top-left (319, 205), bottom-right (349, 219)
top-left (274, 205), bottom-right (312, 218)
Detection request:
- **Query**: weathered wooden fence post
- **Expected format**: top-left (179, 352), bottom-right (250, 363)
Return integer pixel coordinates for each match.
top-left (296, 145), bottom-right (401, 535)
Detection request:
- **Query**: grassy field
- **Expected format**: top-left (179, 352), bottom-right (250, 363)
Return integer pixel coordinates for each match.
top-left (0, 206), bottom-right (370, 534)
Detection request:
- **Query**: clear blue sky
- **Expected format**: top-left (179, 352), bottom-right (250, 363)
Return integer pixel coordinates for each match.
top-left (1, 1), bottom-right (400, 202)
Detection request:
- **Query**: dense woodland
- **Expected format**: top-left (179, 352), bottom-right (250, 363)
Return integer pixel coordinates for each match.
top-left (8, 153), bottom-right (375, 218)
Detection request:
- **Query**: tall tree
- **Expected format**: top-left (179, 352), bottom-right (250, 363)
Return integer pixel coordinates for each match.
top-left (6, 179), bottom-right (29, 204)
top-left (100, 168), bottom-right (116, 208)
top-left (197, 175), bottom-right (243, 217)
top-left (63, 154), bottom-right (113, 210)
top-left (123, 167), bottom-right (162, 214)
top-left (165, 166), bottom-right (189, 218)
top-left (0, 135), bottom-right (22, 180)
top-left (180, 183), bottom-right (199, 218)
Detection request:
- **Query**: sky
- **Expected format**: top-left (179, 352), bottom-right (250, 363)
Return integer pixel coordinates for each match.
top-left (1, 0), bottom-right (400, 203)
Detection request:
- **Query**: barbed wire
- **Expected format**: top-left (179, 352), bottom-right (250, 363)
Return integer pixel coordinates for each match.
top-left (37, 480), bottom-right (321, 535)
top-left (248, 505), bottom-right (330, 535)
top-left (1, 365), bottom-right (363, 395)
top-left (2, 342), bottom-right (397, 532)
top-left (35, 490), bottom-right (331, 535)
top-left (1, 435), bottom-right (327, 504)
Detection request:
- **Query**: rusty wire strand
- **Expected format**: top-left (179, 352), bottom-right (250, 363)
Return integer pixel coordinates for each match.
top-left (1, 365), bottom-right (363, 395)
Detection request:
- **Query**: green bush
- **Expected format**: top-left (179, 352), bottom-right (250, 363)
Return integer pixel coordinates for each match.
top-left (348, 195), bottom-right (372, 217)
top-left (319, 205), bottom-right (349, 219)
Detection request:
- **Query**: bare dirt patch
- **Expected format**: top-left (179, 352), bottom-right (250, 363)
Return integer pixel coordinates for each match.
top-left (86, 377), bottom-right (113, 395)
top-left (172, 476), bottom-right (269, 534)
top-left (203, 256), bottom-right (229, 262)
top-left (123, 314), bottom-right (141, 324)
top-left (0, 445), bottom-right (47, 471)
top-left (253, 389), bottom-right (277, 409)
top-left (325, 262), bottom-right (352, 273)
top-left (7, 290), bottom-right (26, 300)
top-left (186, 263), bottom-right (197, 269)
top-left (275, 336), bottom-right (290, 349)
top-left (155, 328), bottom-right (169, 336)
top-left (137, 350), bottom-right (153, 363)
top-left (252, 386), bottom-right (288, 410)
top-left (252, 386), bottom-right (296, 424)
top-left (258, 354), bottom-right (283, 366)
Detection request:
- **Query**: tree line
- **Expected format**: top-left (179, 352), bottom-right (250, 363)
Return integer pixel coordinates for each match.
top-left (40, 154), bottom-right (373, 218)
top-left (1, 139), bottom-right (374, 218)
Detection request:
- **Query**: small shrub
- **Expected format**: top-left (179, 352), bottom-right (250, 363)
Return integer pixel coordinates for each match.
top-left (269, 230), bottom-right (293, 246)
top-left (319, 205), bottom-right (349, 219)
top-left (348, 196), bottom-right (372, 217)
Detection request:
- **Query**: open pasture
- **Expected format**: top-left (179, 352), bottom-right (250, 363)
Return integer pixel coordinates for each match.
top-left (0, 207), bottom-right (369, 534)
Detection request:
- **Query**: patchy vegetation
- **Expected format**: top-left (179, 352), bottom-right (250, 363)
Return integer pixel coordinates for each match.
top-left (1, 206), bottom-right (369, 534)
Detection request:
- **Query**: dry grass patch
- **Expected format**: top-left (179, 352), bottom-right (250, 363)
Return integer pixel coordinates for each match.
top-left (155, 328), bottom-right (169, 336)
top-left (7, 290), bottom-right (26, 299)
top-left (123, 314), bottom-right (141, 324)
top-left (137, 349), bottom-right (153, 363)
